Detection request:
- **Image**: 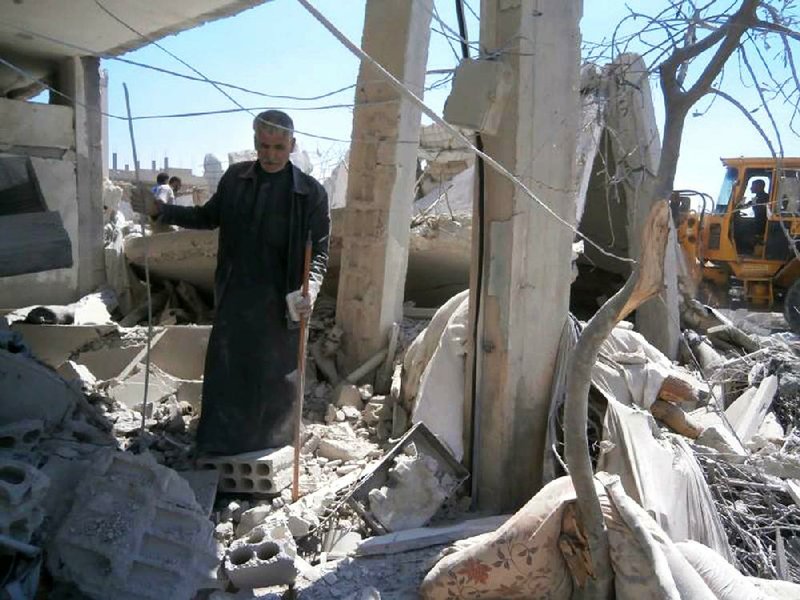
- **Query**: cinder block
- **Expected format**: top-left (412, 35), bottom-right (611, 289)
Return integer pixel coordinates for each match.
top-left (48, 450), bottom-right (219, 600)
top-left (198, 446), bottom-right (294, 495)
top-left (0, 419), bottom-right (43, 454)
top-left (225, 522), bottom-right (297, 589)
top-left (0, 457), bottom-right (49, 543)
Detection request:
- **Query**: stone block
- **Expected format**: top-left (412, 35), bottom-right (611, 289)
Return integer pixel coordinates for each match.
top-left (225, 522), bottom-right (297, 589)
top-left (235, 503), bottom-right (273, 538)
top-left (316, 423), bottom-right (376, 462)
top-left (48, 450), bottom-right (218, 600)
top-left (198, 446), bottom-right (293, 495)
top-left (334, 383), bottom-right (363, 409)
top-left (0, 348), bottom-right (80, 426)
top-left (0, 458), bottom-right (49, 544)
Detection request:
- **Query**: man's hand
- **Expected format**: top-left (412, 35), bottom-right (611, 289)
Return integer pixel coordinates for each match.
top-left (130, 184), bottom-right (163, 218)
top-left (286, 289), bottom-right (314, 322)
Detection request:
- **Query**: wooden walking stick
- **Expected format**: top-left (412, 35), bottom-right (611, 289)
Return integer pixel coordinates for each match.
top-left (292, 232), bottom-right (313, 502)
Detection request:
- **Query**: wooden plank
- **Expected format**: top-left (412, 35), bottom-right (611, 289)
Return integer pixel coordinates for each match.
top-left (0, 211), bottom-right (72, 277)
top-left (355, 515), bottom-right (509, 556)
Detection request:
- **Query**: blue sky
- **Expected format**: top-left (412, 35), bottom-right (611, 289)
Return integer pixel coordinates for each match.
top-left (101, 0), bottom-right (800, 195)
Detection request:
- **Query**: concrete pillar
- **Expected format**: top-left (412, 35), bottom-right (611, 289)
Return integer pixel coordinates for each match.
top-left (100, 68), bottom-right (109, 179)
top-left (605, 54), bottom-right (680, 358)
top-left (469, 0), bottom-right (582, 512)
top-left (336, 0), bottom-right (433, 369)
top-left (59, 56), bottom-right (106, 297)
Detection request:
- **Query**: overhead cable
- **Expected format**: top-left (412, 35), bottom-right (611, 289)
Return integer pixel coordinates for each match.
top-left (296, 0), bottom-right (636, 265)
top-left (1, 20), bottom-right (356, 102)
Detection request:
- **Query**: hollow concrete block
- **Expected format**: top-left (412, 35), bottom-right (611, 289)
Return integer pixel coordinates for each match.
top-left (198, 446), bottom-right (293, 495)
top-left (225, 522), bottom-right (297, 589)
top-left (0, 457), bottom-right (49, 543)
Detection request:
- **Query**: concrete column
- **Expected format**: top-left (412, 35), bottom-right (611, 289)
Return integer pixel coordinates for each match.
top-left (336, 0), bottom-right (433, 369)
top-left (469, 0), bottom-right (582, 512)
top-left (100, 68), bottom-right (109, 179)
top-left (59, 56), bottom-right (106, 296)
top-left (605, 54), bottom-right (680, 358)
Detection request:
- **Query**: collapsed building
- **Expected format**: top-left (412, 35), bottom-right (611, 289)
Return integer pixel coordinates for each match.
top-left (1, 1), bottom-right (800, 599)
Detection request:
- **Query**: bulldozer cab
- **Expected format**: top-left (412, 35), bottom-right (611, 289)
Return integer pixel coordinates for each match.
top-left (677, 158), bottom-right (800, 312)
top-left (702, 158), bottom-right (800, 265)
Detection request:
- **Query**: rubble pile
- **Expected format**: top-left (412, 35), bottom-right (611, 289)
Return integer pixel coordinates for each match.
top-left (680, 304), bottom-right (800, 581)
top-left (697, 450), bottom-right (800, 579)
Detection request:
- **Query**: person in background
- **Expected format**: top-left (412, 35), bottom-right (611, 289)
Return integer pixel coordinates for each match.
top-left (152, 172), bottom-right (175, 205)
top-left (168, 176), bottom-right (182, 201)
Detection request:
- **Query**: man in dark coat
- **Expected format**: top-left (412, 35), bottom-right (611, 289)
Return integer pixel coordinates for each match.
top-left (132, 110), bottom-right (330, 455)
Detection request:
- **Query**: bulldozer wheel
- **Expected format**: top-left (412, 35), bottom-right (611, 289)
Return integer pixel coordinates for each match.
top-left (783, 279), bottom-right (800, 334)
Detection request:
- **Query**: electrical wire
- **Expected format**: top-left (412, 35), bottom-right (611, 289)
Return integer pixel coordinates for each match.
top-left (0, 55), bottom-right (127, 120)
top-left (454, 0), bottom-right (486, 506)
top-left (0, 53), bottom-right (425, 146)
top-left (89, 0), bottom-right (361, 144)
top-left (5, 2), bottom-right (635, 267)
top-left (122, 83), bottom-right (155, 445)
top-left (1, 20), bottom-right (357, 102)
top-left (296, 0), bottom-right (636, 265)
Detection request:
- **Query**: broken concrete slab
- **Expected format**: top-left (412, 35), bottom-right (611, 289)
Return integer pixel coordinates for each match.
top-left (0, 211), bottom-right (73, 277)
top-left (48, 450), bottom-right (218, 600)
top-left (149, 326), bottom-right (210, 380)
top-left (317, 423), bottom-right (377, 462)
top-left (178, 469), bottom-right (220, 518)
top-left (356, 514), bottom-right (509, 557)
top-left (198, 446), bottom-right (294, 495)
top-left (9, 324), bottom-right (115, 370)
top-left (328, 531), bottom-right (363, 560)
top-left (225, 521), bottom-right (297, 588)
top-left (0, 348), bottom-right (81, 426)
top-left (725, 375), bottom-right (778, 445)
top-left (56, 360), bottom-right (98, 388)
top-left (235, 503), bottom-right (274, 538)
top-left (107, 364), bottom-right (179, 411)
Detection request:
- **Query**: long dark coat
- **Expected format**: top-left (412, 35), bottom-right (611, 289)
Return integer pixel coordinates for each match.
top-left (160, 161), bottom-right (330, 455)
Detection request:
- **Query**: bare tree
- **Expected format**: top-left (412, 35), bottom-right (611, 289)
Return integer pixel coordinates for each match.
top-left (566, 4), bottom-right (799, 596)
top-left (585, 0), bottom-right (800, 198)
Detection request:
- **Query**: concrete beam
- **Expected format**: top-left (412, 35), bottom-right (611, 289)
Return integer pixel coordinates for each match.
top-left (469, 0), bottom-right (581, 512)
top-left (336, 0), bottom-right (433, 369)
top-left (0, 98), bottom-right (74, 150)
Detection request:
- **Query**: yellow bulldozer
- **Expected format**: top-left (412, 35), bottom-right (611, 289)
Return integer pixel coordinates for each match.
top-left (675, 157), bottom-right (800, 332)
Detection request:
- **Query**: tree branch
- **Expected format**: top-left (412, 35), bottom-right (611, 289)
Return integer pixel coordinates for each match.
top-left (707, 87), bottom-right (777, 156)
top-left (684, 0), bottom-right (759, 104)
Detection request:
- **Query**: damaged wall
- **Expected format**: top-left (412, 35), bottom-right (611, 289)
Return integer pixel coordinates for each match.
top-left (0, 98), bottom-right (80, 306)
top-left (0, 57), bottom-right (106, 308)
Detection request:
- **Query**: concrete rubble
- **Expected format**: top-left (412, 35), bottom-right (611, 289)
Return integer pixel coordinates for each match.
top-left (48, 450), bottom-right (219, 600)
top-left (368, 443), bottom-right (456, 531)
top-left (10, 270), bottom-right (800, 598)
